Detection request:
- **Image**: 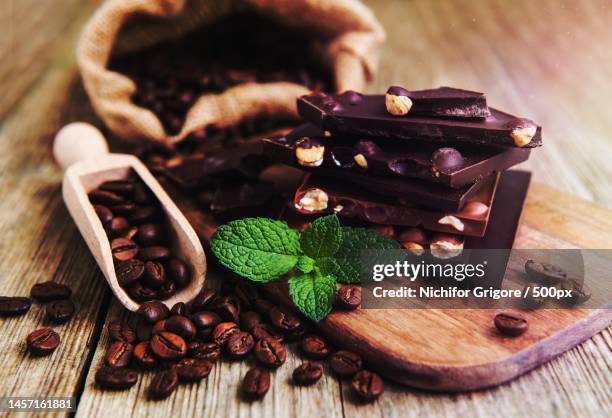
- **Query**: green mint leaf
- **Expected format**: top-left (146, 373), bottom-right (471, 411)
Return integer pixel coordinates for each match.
top-left (210, 218), bottom-right (301, 282)
top-left (327, 227), bottom-right (401, 284)
top-left (300, 215), bottom-right (343, 258)
top-left (296, 255), bottom-right (315, 273)
top-left (288, 271), bottom-right (336, 321)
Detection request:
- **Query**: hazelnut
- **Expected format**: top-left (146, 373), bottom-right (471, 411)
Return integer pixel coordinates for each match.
top-left (295, 188), bottom-right (329, 213)
top-left (438, 215), bottom-right (465, 232)
top-left (510, 125), bottom-right (536, 147)
top-left (460, 202), bottom-right (489, 218)
top-left (324, 131), bottom-right (332, 138)
top-left (402, 242), bottom-right (424, 256)
top-left (385, 92), bottom-right (413, 116)
top-left (353, 153), bottom-right (368, 169)
top-left (295, 138), bottom-right (325, 167)
top-left (430, 234), bottom-right (464, 259)
top-left (333, 205), bottom-right (344, 213)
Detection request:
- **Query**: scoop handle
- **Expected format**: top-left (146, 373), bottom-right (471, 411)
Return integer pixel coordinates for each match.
top-left (53, 122), bottom-right (109, 170)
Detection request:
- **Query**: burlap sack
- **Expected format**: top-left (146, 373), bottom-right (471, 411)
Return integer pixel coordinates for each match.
top-left (77, 0), bottom-right (385, 145)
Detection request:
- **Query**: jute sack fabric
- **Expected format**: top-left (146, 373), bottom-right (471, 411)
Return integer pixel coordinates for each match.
top-left (77, 0), bottom-right (385, 145)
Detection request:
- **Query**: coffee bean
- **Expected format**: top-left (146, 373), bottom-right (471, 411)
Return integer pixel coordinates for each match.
top-left (300, 335), bottom-right (330, 360)
top-left (337, 285), bottom-right (361, 310)
top-left (494, 311), bottom-right (528, 336)
top-left (94, 205), bottom-right (114, 224)
top-left (330, 350), bottom-right (362, 376)
top-left (167, 258), bottom-right (190, 288)
top-left (128, 283), bottom-right (158, 302)
top-left (31, 282), bottom-right (72, 302)
top-left (116, 259), bottom-right (145, 287)
top-left (150, 368), bottom-right (178, 399)
top-left (99, 180), bottom-right (135, 196)
top-left (351, 370), bottom-right (383, 401)
top-left (254, 337), bottom-right (286, 368)
top-left (133, 341), bottom-right (158, 368)
top-left (135, 224), bottom-right (165, 246)
top-left (242, 368), bottom-right (270, 399)
top-left (190, 288), bottom-right (217, 312)
top-left (176, 358), bottom-right (213, 382)
top-left (89, 190), bottom-right (124, 206)
top-left (269, 306), bottom-right (303, 335)
top-left (27, 328), bottom-right (60, 356)
top-left (165, 315), bottom-right (197, 340)
top-left (157, 280), bottom-right (176, 299)
top-left (129, 206), bottom-right (161, 225)
top-left (133, 183), bottom-right (154, 205)
top-left (209, 296), bottom-right (240, 323)
top-left (170, 302), bottom-right (187, 316)
top-left (239, 311), bottom-right (262, 332)
top-left (234, 281), bottom-right (260, 309)
top-left (226, 331), bottom-right (255, 359)
top-left (111, 238), bottom-right (139, 262)
top-left (150, 331), bottom-right (187, 360)
top-left (137, 300), bottom-right (170, 324)
top-left (522, 284), bottom-right (545, 309)
top-left (189, 341), bottom-right (221, 362)
top-left (143, 261), bottom-right (166, 288)
top-left (561, 278), bottom-right (591, 306)
top-left (136, 323), bottom-right (153, 342)
top-left (253, 299), bottom-right (274, 315)
top-left (212, 322), bottom-right (240, 348)
top-left (0, 296), bottom-right (31, 317)
top-left (251, 323), bottom-right (283, 343)
top-left (293, 362), bottom-right (323, 385)
top-left (138, 246), bottom-right (171, 261)
top-left (105, 341), bottom-right (134, 368)
top-left (108, 321), bottom-right (137, 343)
top-left (95, 366), bottom-right (138, 390)
top-left (191, 311), bottom-right (222, 338)
top-left (105, 217), bottom-right (131, 238)
top-left (45, 299), bottom-right (75, 323)
top-left (525, 260), bottom-right (566, 284)
top-left (152, 319), bottom-right (167, 335)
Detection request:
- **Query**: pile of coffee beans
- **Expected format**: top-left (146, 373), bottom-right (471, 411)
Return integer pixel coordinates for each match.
top-left (110, 13), bottom-right (333, 134)
top-left (88, 177), bottom-right (192, 302)
top-left (93, 278), bottom-right (382, 402)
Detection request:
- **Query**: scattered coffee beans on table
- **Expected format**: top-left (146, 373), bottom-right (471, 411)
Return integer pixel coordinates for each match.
top-left (242, 368), bottom-right (271, 400)
top-left (293, 362), bottom-right (323, 386)
top-left (27, 328), bottom-right (60, 356)
top-left (494, 311), bottom-right (529, 336)
top-left (0, 296), bottom-right (31, 317)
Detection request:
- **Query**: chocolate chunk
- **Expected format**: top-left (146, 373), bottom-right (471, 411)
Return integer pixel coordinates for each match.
top-left (386, 86), bottom-right (490, 118)
top-left (210, 182), bottom-right (276, 214)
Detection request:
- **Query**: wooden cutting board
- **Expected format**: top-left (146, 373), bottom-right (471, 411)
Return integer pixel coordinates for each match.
top-left (170, 179), bottom-right (612, 392)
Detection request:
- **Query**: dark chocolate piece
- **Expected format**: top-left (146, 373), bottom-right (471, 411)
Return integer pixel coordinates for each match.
top-left (210, 182), bottom-right (276, 215)
top-left (386, 86), bottom-right (490, 118)
top-left (263, 124), bottom-right (531, 188)
top-left (293, 174), bottom-right (498, 237)
top-left (298, 92), bottom-right (542, 148)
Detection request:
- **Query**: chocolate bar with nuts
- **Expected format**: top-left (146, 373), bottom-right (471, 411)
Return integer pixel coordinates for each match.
top-left (293, 173), bottom-right (499, 237)
top-left (297, 91), bottom-right (542, 148)
top-left (263, 123), bottom-right (530, 188)
top-left (384, 86), bottom-right (490, 118)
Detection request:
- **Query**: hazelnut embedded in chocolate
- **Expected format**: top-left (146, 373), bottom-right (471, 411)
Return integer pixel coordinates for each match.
top-left (429, 234), bottom-right (464, 259)
top-left (295, 138), bottom-right (325, 167)
top-left (510, 120), bottom-right (537, 147)
top-left (438, 215), bottom-right (465, 232)
top-left (402, 242), bottom-right (425, 256)
top-left (295, 188), bottom-right (329, 213)
top-left (385, 86), bottom-right (413, 116)
top-left (353, 153), bottom-right (368, 169)
top-left (431, 147), bottom-right (464, 174)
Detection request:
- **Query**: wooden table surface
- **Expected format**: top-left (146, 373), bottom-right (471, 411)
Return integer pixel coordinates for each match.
top-left (0, 0), bottom-right (610, 417)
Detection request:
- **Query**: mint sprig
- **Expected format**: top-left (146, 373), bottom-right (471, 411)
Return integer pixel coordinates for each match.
top-left (210, 215), bottom-right (398, 321)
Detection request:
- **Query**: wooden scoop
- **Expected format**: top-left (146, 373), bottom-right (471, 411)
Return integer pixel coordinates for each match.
top-left (54, 122), bottom-right (206, 311)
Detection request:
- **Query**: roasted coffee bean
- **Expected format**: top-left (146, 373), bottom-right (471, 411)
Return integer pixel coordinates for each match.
top-left (300, 335), bottom-right (330, 360)
top-left (191, 311), bottom-right (222, 337)
top-left (108, 321), bottom-right (137, 343)
top-left (293, 362), bottom-right (323, 385)
top-left (136, 323), bottom-right (153, 342)
top-left (27, 328), bottom-right (60, 356)
top-left (254, 337), bottom-right (286, 368)
top-left (239, 311), bottom-right (262, 332)
top-left (165, 315), bottom-right (197, 340)
top-left (95, 366), bottom-right (138, 390)
top-left (128, 283), bottom-right (158, 302)
top-left (150, 331), bottom-right (187, 360)
top-left (171, 302), bottom-right (187, 316)
top-left (167, 258), bottom-right (190, 288)
top-left (99, 179), bottom-right (135, 196)
top-left (525, 260), bottom-right (566, 284)
top-left (226, 331), bottom-right (255, 359)
top-left (124, 226), bottom-right (139, 240)
top-left (110, 202), bottom-right (138, 217)
top-left (105, 217), bottom-right (131, 238)
top-left (189, 341), bottom-right (221, 362)
top-left (234, 281), bottom-right (260, 309)
top-left (137, 300), bottom-right (170, 324)
top-left (190, 288), bottom-right (217, 312)
top-left (129, 206), bottom-right (161, 225)
top-left (152, 319), bottom-right (167, 335)
top-left (135, 224), bottom-right (165, 246)
top-left (45, 299), bottom-right (75, 323)
top-left (0, 296), bottom-right (31, 317)
top-left (561, 278), bottom-right (591, 306)
top-left (494, 311), bottom-right (528, 336)
top-left (253, 298), bottom-right (275, 315)
top-left (522, 284), bottom-right (545, 309)
top-left (138, 246), bottom-right (171, 261)
top-left (116, 259), bottom-right (145, 287)
top-left (133, 341), bottom-right (158, 368)
top-left (94, 205), bottom-right (114, 224)
top-left (111, 238), bottom-right (139, 262)
top-left (251, 323), bottom-right (283, 343)
top-left (242, 368), bottom-right (270, 399)
top-left (209, 296), bottom-right (240, 323)
top-left (176, 358), bottom-right (213, 382)
top-left (150, 368), bottom-right (178, 399)
top-left (269, 306), bottom-right (303, 335)
top-left (30, 282), bottom-right (72, 301)
top-left (330, 350), bottom-right (363, 376)
top-left (89, 190), bottom-right (124, 206)
top-left (133, 183), bottom-right (154, 204)
top-left (143, 261), bottom-right (166, 288)
top-left (212, 322), bottom-right (240, 347)
top-left (336, 285), bottom-right (361, 310)
top-left (351, 370), bottom-right (383, 401)
top-left (105, 341), bottom-right (134, 368)
top-left (157, 280), bottom-right (176, 299)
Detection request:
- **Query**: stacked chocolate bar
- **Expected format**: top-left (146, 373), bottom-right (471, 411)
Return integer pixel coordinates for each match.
top-left (263, 87), bottom-right (542, 256)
